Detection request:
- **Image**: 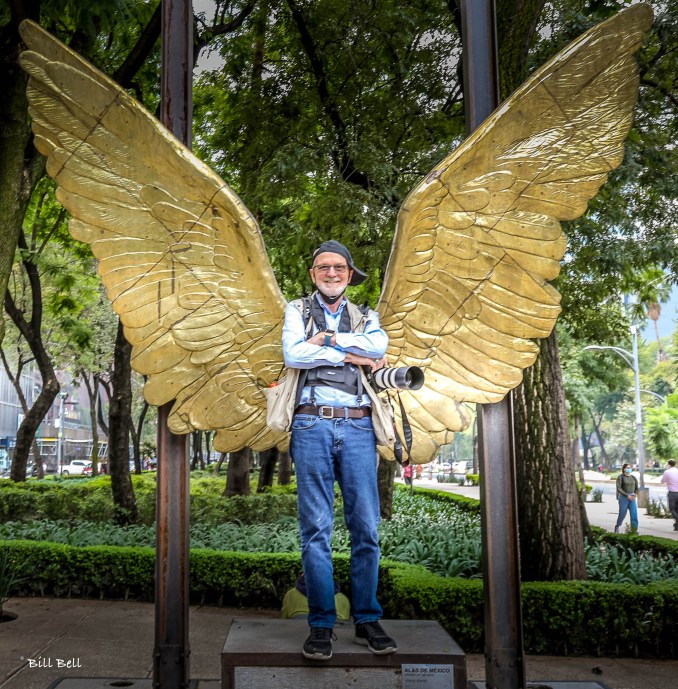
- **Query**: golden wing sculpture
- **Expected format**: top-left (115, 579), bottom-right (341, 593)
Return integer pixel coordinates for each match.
top-left (379, 4), bottom-right (653, 461)
top-left (19, 19), bottom-right (289, 454)
top-left (18, 4), bottom-right (652, 463)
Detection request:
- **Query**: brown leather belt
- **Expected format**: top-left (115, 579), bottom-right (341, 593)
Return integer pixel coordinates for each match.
top-left (295, 405), bottom-right (371, 419)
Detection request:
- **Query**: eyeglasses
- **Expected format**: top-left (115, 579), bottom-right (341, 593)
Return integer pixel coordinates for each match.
top-left (312, 264), bottom-right (349, 274)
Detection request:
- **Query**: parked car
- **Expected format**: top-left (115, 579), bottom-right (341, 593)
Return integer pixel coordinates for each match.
top-left (452, 460), bottom-right (472, 474)
top-left (59, 460), bottom-right (91, 475)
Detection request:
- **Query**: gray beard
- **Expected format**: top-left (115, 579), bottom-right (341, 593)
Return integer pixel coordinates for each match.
top-left (316, 286), bottom-right (345, 305)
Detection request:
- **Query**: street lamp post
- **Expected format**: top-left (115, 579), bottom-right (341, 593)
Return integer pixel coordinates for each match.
top-left (585, 328), bottom-right (649, 506)
top-left (57, 392), bottom-right (67, 473)
top-left (640, 389), bottom-right (667, 404)
top-left (630, 325), bottom-right (646, 496)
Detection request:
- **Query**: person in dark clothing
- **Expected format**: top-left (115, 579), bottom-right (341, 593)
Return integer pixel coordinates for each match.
top-left (614, 463), bottom-right (639, 533)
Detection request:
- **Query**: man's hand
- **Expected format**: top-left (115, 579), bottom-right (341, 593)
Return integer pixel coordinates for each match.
top-left (345, 352), bottom-right (387, 372)
top-left (305, 331), bottom-right (386, 371)
top-left (307, 331), bottom-right (334, 347)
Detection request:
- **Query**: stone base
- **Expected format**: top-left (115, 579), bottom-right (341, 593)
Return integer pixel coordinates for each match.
top-left (48, 680), bottom-right (219, 689)
top-left (221, 618), bottom-right (466, 689)
top-left (469, 683), bottom-right (613, 689)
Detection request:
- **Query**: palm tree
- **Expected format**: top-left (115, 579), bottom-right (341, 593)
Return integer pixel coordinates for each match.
top-left (631, 268), bottom-right (672, 363)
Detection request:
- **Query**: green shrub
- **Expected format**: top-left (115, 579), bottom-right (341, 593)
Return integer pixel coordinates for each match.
top-left (4, 539), bottom-right (675, 657)
top-left (591, 488), bottom-right (604, 503)
top-left (396, 483), bottom-right (480, 514)
top-left (0, 476), bottom-right (298, 527)
top-left (647, 498), bottom-right (671, 519)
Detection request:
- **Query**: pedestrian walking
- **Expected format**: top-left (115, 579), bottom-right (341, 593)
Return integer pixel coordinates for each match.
top-left (660, 459), bottom-right (678, 531)
top-left (614, 463), bottom-right (639, 533)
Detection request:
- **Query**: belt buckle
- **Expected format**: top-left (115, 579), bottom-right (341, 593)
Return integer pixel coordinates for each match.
top-left (319, 406), bottom-right (334, 419)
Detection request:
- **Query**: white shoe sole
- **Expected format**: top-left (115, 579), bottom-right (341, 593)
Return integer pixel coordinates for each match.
top-left (302, 649), bottom-right (332, 660)
top-left (354, 636), bottom-right (397, 654)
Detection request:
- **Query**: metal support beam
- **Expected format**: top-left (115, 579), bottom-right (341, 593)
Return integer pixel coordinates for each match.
top-left (477, 399), bottom-right (525, 688)
top-left (154, 1), bottom-right (193, 687)
top-left (154, 404), bottom-right (190, 689)
top-left (460, 0), bottom-right (499, 134)
top-left (460, 2), bottom-right (526, 688)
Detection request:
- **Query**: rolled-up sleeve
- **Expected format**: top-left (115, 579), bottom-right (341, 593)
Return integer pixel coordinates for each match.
top-left (335, 310), bottom-right (388, 358)
top-left (282, 302), bottom-right (345, 369)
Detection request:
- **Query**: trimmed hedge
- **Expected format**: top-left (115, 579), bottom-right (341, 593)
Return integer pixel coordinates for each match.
top-left (395, 483), bottom-right (481, 514)
top-left (3, 539), bottom-right (677, 658)
top-left (592, 526), bottom-right (678, 557)
top-left (0, 477), bottom-right (298, 527)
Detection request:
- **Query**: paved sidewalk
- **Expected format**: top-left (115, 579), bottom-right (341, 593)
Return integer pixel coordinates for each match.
top-left (1, 598), bottom-right (677, 689)
top-left (409, 478), bottom-right (678, 540)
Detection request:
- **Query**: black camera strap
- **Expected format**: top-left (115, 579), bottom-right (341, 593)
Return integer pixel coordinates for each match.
top-left (392, 391), bottom-right (413, 467)
top-left (296, 295), bottom-right (369, 406)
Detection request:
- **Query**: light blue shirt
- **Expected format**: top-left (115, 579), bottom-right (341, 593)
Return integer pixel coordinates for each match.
top-left (282, 294), bottom-right (388, 407)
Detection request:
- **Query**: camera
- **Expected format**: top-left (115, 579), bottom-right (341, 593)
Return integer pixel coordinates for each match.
top-left (370, 366), bottom-right (425, 391)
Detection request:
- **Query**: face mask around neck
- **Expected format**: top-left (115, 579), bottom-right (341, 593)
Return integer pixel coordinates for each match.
top-left (317, 289), bottom-right (344, 305)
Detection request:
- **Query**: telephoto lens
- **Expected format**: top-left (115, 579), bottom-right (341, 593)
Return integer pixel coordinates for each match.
top-left (371, 366), bottom-right (425, 391)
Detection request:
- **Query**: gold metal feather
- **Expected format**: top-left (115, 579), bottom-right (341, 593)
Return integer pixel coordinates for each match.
top-left (18, 4), bottom-right (653, 462)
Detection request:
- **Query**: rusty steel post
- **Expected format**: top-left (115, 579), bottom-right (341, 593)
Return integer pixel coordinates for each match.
top-left (477, 398), bottom-right (525, 688)
top-left (154, 1), bottom-right (193, 688)
top-left (460, 1), bottom-right (526, 688)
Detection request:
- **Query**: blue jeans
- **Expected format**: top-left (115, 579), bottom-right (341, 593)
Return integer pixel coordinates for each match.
top-left (615, 495), bottom-right (638, 531)
top-left (290, 413), bottom-right (382, 628)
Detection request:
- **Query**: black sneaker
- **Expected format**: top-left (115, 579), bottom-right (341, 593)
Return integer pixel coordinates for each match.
top-left (303, 627), bottom-right (334, 660)
top-left (354, 621), bottom-right (397, 655)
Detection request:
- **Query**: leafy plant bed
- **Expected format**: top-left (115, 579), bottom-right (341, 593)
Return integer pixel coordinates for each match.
top-left (2, 539), bottom-right (676, 658)
top-left (1, 489), bottom-right (677, 584)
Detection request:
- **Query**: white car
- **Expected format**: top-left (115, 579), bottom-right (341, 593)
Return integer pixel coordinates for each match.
top-left (59, 460), bottom-right (91, 475)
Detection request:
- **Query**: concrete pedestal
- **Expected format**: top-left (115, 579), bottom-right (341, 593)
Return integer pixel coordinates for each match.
top-left (221, 619), bottom-right (466, 689)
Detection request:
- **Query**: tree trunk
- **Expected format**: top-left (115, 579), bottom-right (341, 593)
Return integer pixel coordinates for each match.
top-left (277, 450), bottom-right (292, 485)
top-left (97, 377), bottom-right (110, 437)
top-left (129, 421), bottom-right (141, 473)
top-left (513, 331), bottom-right (586, 581)
top-left (4, 265), bottom-right (59, 482)
top-left (572, 416), bottom-right (592, 542)
top-left (496, 0), bottom-right (547, 99)
top-left (213, 451), bottom-right (227, 475)
top-left (108, 320), bottom-right (137, 524)
top-left (190, 431), bottom-right (205, 470)
top-left (377, 458), bottom-right (397, 520)
top-left (81, 370), bottom-right (100, 476)
top-left (9, 380), bottom-right (58, 482)
top-left (129, 399), bottom-right (148, 474)
top-left (0, 5), bottom-right (41, 345)
top-left (0, 348), bottom-right (44, 477)
top-left (257, 447), bottom-right (277, 492)
top-left (223, 447), bottom-right (252, 496)
top-left (580, 421), bottom-right (591, 470)
top-left (589, 410), bottom-right (611, 466)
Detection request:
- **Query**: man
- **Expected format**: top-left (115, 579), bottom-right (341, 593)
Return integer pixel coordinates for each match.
top-left (282, 240), bottom-right (397, 661)
top-left (660, 459), bottom-right (678, 531)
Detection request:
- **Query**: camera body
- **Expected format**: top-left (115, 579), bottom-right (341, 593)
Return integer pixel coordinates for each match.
top-left (370, 366), bottom-right (425, 392)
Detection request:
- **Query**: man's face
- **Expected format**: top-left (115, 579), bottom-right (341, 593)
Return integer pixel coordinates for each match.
top-left (310, 251), bottom-right (353, 300)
